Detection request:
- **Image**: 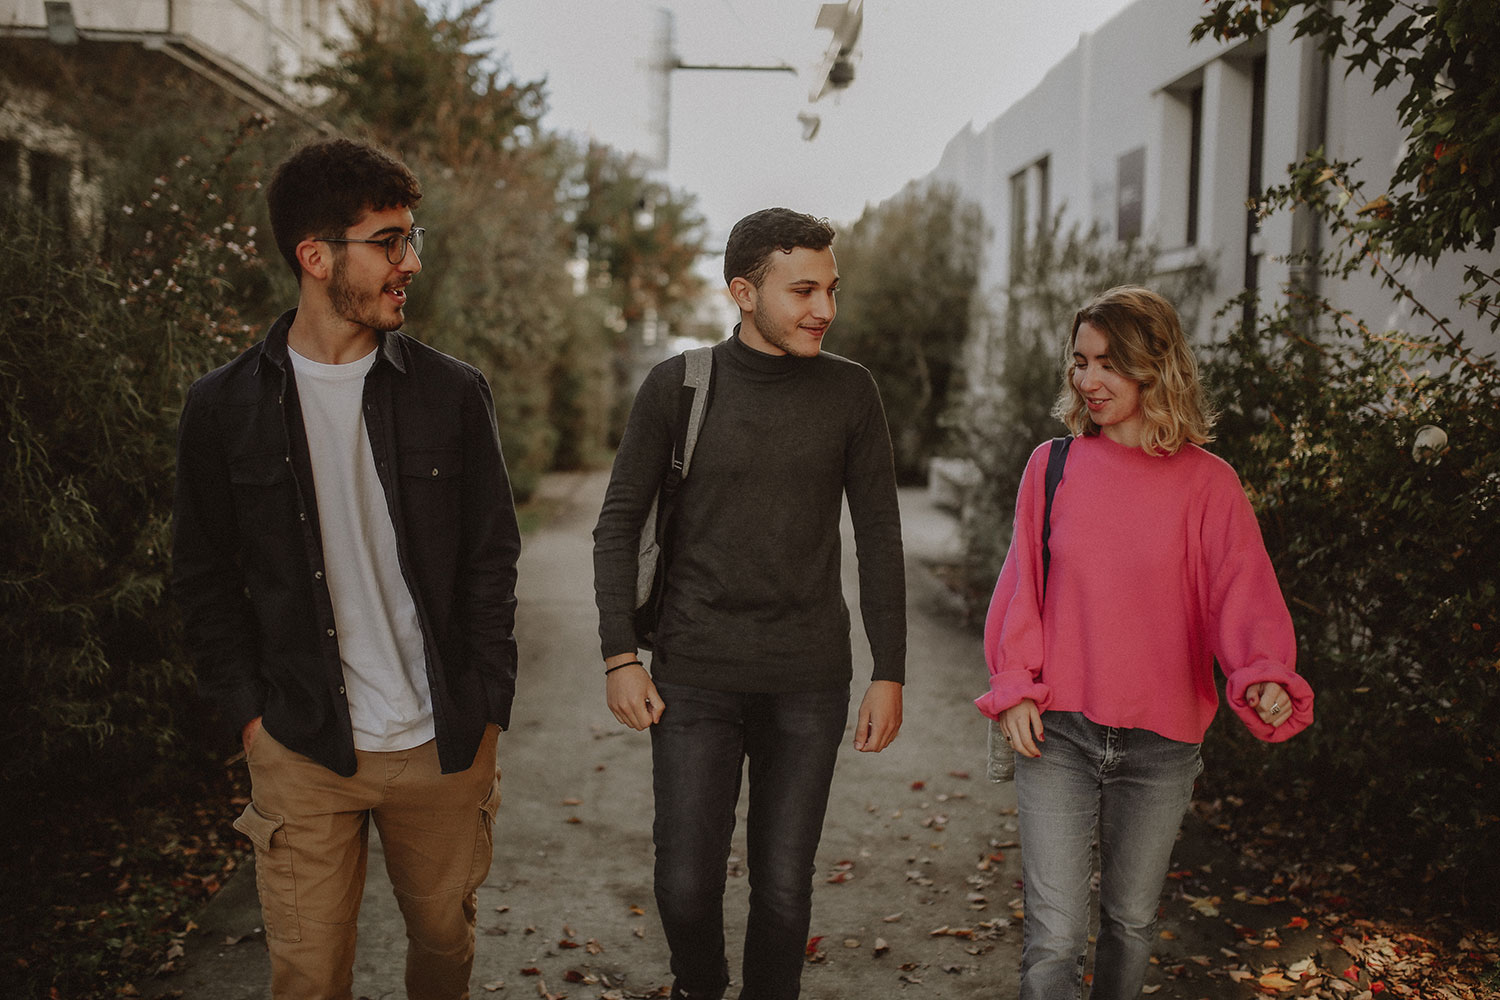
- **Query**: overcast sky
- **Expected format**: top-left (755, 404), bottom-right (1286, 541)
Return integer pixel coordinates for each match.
top-left (480, 0), bottom-right (1137, 245)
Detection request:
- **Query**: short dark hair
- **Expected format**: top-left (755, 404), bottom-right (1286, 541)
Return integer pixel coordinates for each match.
top-left (266, 137), bottom-right (422, 279)
top-left (723, 207), bottom-right (835, 288)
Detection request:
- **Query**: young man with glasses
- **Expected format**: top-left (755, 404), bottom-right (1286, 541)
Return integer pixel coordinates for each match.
top-left (172, 137), bottom-right (521, 999)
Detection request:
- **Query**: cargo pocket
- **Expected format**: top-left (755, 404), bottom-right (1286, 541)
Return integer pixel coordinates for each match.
top-left (233, 802), bottom-right (302, 942)
top-left (467, 773), bottom-right (502, 893)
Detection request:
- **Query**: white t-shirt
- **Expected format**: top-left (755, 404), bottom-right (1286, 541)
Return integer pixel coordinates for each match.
top-left (289, 346), bottom-right (435, 752)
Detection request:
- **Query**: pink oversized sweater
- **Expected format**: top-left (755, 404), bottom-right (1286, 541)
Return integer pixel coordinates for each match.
top-left (975, 435), bottom-right (1313, 744)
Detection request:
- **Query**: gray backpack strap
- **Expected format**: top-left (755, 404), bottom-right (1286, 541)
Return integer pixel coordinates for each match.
top-left (679, 346), bottom-right (713, 478)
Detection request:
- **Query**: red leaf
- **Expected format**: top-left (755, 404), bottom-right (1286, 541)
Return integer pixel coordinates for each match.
top-left (805, 936), bottom-right (824, 956)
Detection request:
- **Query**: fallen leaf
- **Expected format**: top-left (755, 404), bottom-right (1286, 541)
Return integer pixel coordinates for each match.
top-left (1258, 971), bottom-right (1297, 991)
top-left (1186, 894), bottom-right (1221, 917)
top-left (873, 937), bottom-right (889, 956)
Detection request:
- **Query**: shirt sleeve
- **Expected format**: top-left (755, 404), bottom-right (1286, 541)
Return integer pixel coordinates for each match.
top-left (171, 380), bottom-right (267, 733)
top-left (974, 442), bottom-right (1055, 719)
top-left (457, 367), bottom-right (522, 730)
top-left (1201, 467), bottom-right (1314, 742)
top-left (592, 358), bottom-right (678, 659)
top-left (843, 372), bottom-right (907, 684)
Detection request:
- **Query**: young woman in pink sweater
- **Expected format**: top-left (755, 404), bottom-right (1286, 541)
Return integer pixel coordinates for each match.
top-left (976, 286), bottom-right (1314, 1000)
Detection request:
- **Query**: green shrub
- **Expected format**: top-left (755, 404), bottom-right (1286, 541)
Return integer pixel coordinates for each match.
top-left (833, 183), bottom-right (986, 481)
top-left (0, 121), bottom-right (274, 795)
top-left (1202, 285), bottom-right (1500, 917)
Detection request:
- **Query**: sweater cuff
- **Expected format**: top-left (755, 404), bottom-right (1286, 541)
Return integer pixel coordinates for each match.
top-left (974, 672), bottom-right (1052, 720)
top-left (1225, 667), bottom-right (1314, 743)
top-left (598, 614), bottom-right (639, 661)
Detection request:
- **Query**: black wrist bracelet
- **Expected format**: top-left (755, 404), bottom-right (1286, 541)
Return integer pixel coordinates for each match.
top-left (605, 660), bottom-right (643, 676)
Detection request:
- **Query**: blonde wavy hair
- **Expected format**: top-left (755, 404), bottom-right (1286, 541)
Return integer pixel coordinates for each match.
top-left (1053, 285), bottom-right (1216, 455)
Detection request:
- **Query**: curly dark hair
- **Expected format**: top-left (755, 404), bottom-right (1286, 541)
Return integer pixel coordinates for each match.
top-left (723, 207), bottom-right (835, 288)
top-left (267, 137), bottom-right (422, 280)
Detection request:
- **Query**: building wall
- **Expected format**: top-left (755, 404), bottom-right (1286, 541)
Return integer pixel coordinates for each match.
top-left (0, 0), bottom-right (342, 239)
top-left (0, 0), bottom-right (346, 102)
top-left (917, 0), bottom-right (1499, 355)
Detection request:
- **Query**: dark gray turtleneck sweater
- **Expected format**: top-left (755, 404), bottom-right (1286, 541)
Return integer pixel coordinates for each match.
top-left (593, 332), bottom-right (907, 692)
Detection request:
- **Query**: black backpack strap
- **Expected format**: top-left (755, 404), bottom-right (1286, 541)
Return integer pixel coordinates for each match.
top-left (1041, 435), bottom-right (1072, 597)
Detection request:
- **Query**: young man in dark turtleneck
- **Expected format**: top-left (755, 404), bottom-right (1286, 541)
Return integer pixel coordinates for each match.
top-left (593, 207), bottom-right (906, 1000)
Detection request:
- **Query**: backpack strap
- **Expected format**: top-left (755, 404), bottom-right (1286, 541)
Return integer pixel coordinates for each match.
top-left (663, 346), bottom-right (714, 501)
top-left (1041, 435), bottom-right (1072, 597)
top-left (677, 346), bottom-right (713, 478)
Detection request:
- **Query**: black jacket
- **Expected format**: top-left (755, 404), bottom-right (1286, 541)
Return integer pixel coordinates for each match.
top-left (172, 310), bottom-right (520, 776)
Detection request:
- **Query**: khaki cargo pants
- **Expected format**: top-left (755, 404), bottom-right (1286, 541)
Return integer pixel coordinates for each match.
top-left (234, 725), bottom-right (501, 1000)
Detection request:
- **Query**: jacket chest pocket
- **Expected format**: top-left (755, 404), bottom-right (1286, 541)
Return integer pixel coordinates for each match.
top-left (399, 447), bottom-right (464, 520)
top-left (229, 453), bottom-right (299, 527)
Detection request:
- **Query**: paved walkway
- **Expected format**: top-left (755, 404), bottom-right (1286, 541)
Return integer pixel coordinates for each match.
top-left (151, 471), bottom-right (1330, 1000)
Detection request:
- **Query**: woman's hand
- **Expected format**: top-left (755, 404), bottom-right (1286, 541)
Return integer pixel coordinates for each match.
top-left (998, 699), bottom-right (1044, 757)
top-left (1247, 680), bottom-right (1291, 727)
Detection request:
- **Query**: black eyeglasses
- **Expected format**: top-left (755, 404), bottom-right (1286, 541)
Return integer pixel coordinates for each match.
top-left (315, 227), bottom-right (425, 265)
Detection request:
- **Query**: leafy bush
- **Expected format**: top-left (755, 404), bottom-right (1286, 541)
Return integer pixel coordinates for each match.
top-left (832, 183), bottom-right (986, 481)
top-left (1198, 163), bottom-right (1500, 918)
top-left (0, 120), bottom-right (274, 795)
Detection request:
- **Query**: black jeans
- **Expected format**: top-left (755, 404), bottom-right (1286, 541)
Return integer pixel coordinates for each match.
top-left (650, 680), bottom-right (849, 1000)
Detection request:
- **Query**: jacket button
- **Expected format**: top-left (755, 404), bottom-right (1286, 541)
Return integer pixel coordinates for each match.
top-left (314, 570), bottom-right (324, 580)
top-left (299, 512), bottom-right (307, 521)
top-left (430, 468), bottom-right (439, 476)
top-left (326, 628), bottom-right (335, 637)
top-left (338, 686), bottom-right (346, 695)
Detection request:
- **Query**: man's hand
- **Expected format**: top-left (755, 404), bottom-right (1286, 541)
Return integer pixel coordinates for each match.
top-left (605, 652), bottom-right (665, 731)
top-left (853, 680), bottom-right (902, 752)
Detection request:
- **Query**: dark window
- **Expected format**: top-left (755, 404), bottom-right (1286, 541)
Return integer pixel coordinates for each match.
top-left (1243, 54), bottom-right (1267, 321)
top-left (1117, 147), bottom-right (1144, 243)
top-left (1187, 86), bottom-right (1203, 246)
top-left (28, 149), bottom-right (72, 237)
top-left (0, 140), bottom-right (20, 204)
top-left (1009, 168), bottom-right (1029, 280)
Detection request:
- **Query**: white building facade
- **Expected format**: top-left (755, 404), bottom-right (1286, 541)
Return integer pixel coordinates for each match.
top-left (0, 0), bottom-right (344, 235)
top-left (921, 0), bottom-right (1498, 353)
top-left (0, 0), bottom-right (345, 110)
